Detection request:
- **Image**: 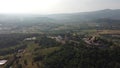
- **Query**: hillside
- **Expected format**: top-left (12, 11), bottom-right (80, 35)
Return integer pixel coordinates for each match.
top-left (46, 9), bottom-right (120, 23)
top-left (0, 9), bottom-right (119, 68)
top-left (0, 9), bottom-right (120, 24)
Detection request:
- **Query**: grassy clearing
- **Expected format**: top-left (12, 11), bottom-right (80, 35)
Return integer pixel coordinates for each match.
top-left (98, 30), bottom-right (120, 34)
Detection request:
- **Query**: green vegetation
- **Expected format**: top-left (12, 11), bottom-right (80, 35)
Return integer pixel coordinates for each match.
top-left (0, 31), bottom-right (119, 68)
top-left (0, 10), bottom-right (120, 68)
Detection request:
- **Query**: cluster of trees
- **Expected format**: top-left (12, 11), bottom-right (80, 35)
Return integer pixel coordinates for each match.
top-left (35, 36), bottom-right (61, 48)
top-left (1, 33), bottom-right (119, 68)
top-left (0, 44), bottom-right (27, 56)
top-left (0, 34), bottom-right (38, 48)
top-left (43, 40), bottom-right (120, 68)
top-left (29, 33), bottom-right (119, 68)
top-left (0, 34), bottom-right (39, 56)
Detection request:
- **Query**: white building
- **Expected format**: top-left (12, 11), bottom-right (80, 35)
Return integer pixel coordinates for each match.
top-left (0, 60), bottom-right (7, 65)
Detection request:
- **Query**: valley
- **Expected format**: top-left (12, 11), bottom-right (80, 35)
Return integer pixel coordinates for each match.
top-left (0, 9), bottom-right (119, 68)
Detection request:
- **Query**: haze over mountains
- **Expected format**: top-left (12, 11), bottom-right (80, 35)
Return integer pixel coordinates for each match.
top-left (0, 9), bottom-right (120, 24)
top-left (46, 9), bottom-right (120, 22)
top-left (0, 8), bottom-right (120, 68)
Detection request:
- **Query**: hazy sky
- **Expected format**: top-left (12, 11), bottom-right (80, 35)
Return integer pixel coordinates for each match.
top-left (0, 0), bottom-right (119, 14)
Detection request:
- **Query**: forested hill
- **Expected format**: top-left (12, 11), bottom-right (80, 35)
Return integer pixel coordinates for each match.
top-left (46, 9), bottom-right (120, 22)
top-left (0, 9), bottom-right (120, 24)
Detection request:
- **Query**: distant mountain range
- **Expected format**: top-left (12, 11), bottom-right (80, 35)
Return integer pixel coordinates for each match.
top-left (46, 9), bottom-right (120, 23)
top-left (0, 9), bottom-right (120, 24)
